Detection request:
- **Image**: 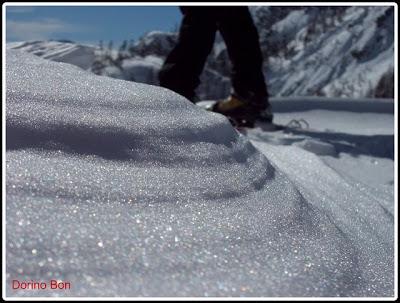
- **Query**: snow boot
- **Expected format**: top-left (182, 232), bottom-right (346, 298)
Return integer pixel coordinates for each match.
top-left (212, 93), bottom-right (273, 127)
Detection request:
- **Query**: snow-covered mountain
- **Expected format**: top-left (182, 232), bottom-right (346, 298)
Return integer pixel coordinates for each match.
top-left (5, 46), bottom-right (394, 297)
top-left (252, 6), bottom-right (394, 98)
top-left (7, 40), bottom-right (97, 70)
top-left (6, 6), bottom-right (394, 101)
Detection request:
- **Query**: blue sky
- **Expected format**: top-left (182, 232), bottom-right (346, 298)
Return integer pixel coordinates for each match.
top-left (5, 5), bottom-right (182, 46)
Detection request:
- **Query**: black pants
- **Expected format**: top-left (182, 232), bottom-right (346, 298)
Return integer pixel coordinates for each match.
top-left (159, 7), bottom-right (269, 104)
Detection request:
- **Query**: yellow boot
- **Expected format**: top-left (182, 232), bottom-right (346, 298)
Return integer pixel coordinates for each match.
top-left (212, 94), bottom-right (273, 127)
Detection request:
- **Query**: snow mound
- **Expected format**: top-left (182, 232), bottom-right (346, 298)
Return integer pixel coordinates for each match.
top-left (6, 50), bottom-right (393, 297)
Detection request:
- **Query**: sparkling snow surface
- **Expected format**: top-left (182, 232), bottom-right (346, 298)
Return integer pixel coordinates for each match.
top-left (6, 50), bottom-right (394, 297)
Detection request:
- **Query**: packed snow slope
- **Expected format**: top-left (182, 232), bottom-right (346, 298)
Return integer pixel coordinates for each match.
top-left (6, 50), bottom-right (394, 297)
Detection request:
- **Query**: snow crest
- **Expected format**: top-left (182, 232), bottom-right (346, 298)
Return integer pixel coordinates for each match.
top-left (6, 50), bottom-right (393, 297)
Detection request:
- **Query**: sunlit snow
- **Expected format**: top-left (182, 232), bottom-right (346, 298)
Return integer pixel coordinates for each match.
top-left (5, 49), bottom-right (394, 297)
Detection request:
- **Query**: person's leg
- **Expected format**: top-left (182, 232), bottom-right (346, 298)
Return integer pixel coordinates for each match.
top-left (158, 7), bottom-right (217, 101)
top-left (216, 7), bottom-right (269, 107)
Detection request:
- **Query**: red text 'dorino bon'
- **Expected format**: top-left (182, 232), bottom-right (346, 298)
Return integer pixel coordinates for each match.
top-left (12, 279), bottom-right (71, 290)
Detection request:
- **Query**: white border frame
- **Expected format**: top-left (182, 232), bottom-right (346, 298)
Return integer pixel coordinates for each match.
top-left (2, 2), bottom-right (398, 301)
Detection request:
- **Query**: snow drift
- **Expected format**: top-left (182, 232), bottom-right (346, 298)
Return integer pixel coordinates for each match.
top-left (5, 49), bottom-right (393, 297)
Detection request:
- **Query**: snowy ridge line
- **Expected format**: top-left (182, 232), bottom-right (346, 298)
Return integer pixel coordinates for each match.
top-left (6, 40), bottom-right (96, 70)
top-left (270, 97), bottom-right (394, 113)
